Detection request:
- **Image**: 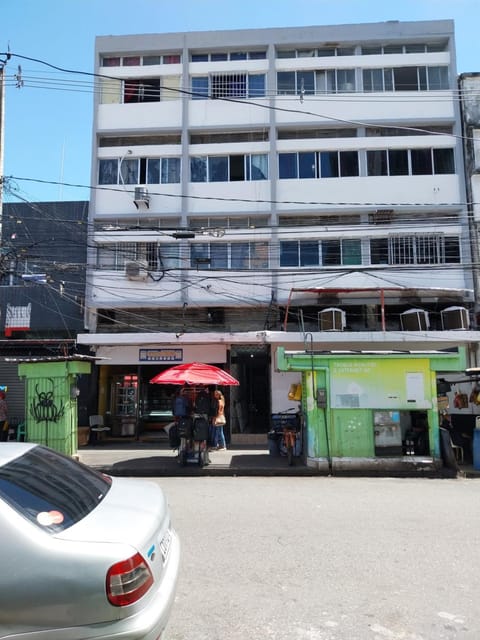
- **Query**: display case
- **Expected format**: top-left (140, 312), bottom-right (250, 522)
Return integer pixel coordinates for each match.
top-left (111, 375), bottom-right (138, 437)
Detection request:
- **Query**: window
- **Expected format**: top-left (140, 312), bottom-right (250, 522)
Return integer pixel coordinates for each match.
top-left (370, 235), bottom-right (460, 265)
top-left (367, 148), bottom-right (454, 176)
top-left (191, 157), bottom-right (207, 182)
top-left (248, 154), bottom-right (268, 180)
top-left (190, 131), bottom-right (268, 144)
top-left (428, 66), bottom-right (449, 90)
top-left (367, 150), bottom-right (409, 176)
top-left (393, 66), bottom-right (419, 91)
top-left (124, 78), bottom-right (160, 103)
top-left (163, 54), bottom-right (181, 64)
top-left (279, 151), bottom-right (358, 179)
top-left (280, 241), bottom-right (300, 267)
top-left (211, 73), bottom-right (247, 98)
top-left (276, 46), bottom-right (354, 59)
top-left (277, 69), bottom-right (356, 95)
top-left (363, 68), bottom-right (392, 92)
top-left (361, 42), bottom-right (448, 55)
top-left (98, 159), bottom-right (119, 185)
top-left (191, 51), bottom-right (266, 61)
top-left (192, 76), bottom-right (209, 99)
top-left (143, 55), bottom-right (161, 65)
top-left (99, 157), bottom-right (180, 185)
top-left (123, 56), bottom-right (141, 66)
top-left (188, 216), bottom-right (270, 230)
top-left (97, 243), bottom-right (180, 271)
top-left (191, 242), bottom-right (269, 269)
top-left (101, 57), bottom-right (120, 67)
top-left (120, 158), bottom-right (139, 184)
top-left (0, 446), bottom-right (110, 534)
top-left (209, 156), bottom-right (228, 182)
top-left (280, 239), bottom-right (361, 267)
top-left (411, 149), bottom-right (432, 175)
top-left (362, 66), bottom-right (448, 92)
top-left (248, 74), bottom-right (266, 97)
top-left (433, 148), bottom-right (455, 174)
top-left (161, 157), bottom-right (181, 183)
top-left (158, 244), bottom-right (181, 269)
top-left (192, 73), bottom-right (266, 99)
top-left (190, 154), bottom-right (268, 182)
top-left (322, 240), bottom-right (342, 265)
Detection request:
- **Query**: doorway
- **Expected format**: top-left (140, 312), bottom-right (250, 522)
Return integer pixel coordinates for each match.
top-left (229, 346), bottom-right (270, 434)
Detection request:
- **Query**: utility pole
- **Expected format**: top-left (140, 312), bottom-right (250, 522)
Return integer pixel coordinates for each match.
top-left (0, 63), bottom-right (4, 246)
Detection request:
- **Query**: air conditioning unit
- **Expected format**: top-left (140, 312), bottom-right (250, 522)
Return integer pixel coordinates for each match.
top-left (318, 307), bottom-right (346, 331)
top-left (400, 309), bottom-right (430, 331)
top-left (133, 187), bottom-right (150, 209)
top-left (125, 260), bottom-right (148, 281)
top-left (441, 306), bottom-right (469, 330)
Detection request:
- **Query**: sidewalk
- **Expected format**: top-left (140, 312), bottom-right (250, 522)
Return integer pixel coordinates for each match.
top-left (76, 440), bottom-right (480, 478)
top-left (77, 441), bottom-right (316, 477)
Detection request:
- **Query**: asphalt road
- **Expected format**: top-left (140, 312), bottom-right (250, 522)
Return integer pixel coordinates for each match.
top-left (154, 476), bottom-right (480, 640)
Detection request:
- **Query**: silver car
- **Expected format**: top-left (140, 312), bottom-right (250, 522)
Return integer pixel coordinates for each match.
top-left (0, 443), bottom-right (180, 639)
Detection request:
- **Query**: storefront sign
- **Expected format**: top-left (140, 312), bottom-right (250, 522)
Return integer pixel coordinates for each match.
top-left (330, 358), bottom-right (431, 409)
top-left (139, 348), bottom-right (183, 362)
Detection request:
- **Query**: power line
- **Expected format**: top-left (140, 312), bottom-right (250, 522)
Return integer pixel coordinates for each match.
top-left (3, 51), bottom-right (480, 145)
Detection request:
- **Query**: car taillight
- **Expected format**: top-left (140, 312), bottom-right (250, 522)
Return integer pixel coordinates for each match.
top-left (106, 552), bottom-right (154, 606)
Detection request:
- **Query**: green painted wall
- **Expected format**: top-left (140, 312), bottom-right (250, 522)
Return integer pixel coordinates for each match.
top-left (277, 347), bottom-right (466, 460)
top-left (18, 361), bottom-right (91, 456)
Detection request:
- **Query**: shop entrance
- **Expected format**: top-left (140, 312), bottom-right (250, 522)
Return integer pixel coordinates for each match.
top-left (374, 410), bottom-right (430, 457)
top-left (110, 374), bottom-right (138, 437)
top-left (229, 346), bottom-right (270, 435)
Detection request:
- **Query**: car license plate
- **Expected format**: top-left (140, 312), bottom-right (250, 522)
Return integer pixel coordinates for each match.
top-left (159, 528), bottom-right (172, 562)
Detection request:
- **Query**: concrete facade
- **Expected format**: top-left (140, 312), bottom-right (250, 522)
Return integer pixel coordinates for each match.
top-left (78, 20), bottom-right (480, 442)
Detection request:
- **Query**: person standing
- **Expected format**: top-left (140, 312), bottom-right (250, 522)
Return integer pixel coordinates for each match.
top-left (0, 391), bottom-right (8, 442)
top-left (212, 390), bottom-right (227, 450)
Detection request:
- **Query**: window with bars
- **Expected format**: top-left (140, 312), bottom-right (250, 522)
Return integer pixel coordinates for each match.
top-left (191, 73), bottom-right (266, 99)
top-left (370, 235), bottom-right (461, 265)
top-left (96, 243), bottom-right (180, 270)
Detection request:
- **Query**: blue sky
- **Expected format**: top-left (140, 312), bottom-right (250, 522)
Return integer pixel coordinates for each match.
top-left (2, 0), bottom-right (480, 203)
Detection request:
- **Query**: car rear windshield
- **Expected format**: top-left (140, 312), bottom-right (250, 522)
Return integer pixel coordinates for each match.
top-left (0, 446), bottom-right (112, 534)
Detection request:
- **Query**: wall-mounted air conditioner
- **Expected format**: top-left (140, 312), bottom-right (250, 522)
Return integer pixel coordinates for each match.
top-left (125, 260), bottom-right (148, 281)
top-left (133, 187), bottom-right (150, 209)
top-left (400, 308), bottom-right (430, 331)
top-left (441, 306), bottom-right (469, 330)
top-left (318, 307), bottom-right (346, 331)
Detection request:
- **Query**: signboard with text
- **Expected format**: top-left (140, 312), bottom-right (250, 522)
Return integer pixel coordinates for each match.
top-left (139, 348), bottom-right (183, 363)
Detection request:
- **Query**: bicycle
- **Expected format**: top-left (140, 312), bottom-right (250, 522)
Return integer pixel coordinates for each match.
top-left (271, 409), bottom-right (301, 466)
top-left (282, 419), bottom-right (297, 466)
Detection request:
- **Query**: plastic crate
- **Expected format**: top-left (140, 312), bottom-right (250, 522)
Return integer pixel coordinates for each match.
top-left (271, 413), bottom-right (298, 432)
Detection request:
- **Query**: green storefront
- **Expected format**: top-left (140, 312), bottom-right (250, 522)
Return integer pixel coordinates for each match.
top-left (277, 347), bottom-right (467, 473)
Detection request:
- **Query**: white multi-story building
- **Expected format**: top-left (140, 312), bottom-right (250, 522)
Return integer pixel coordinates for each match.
top-left (79, 20), bottom-right (480, 441)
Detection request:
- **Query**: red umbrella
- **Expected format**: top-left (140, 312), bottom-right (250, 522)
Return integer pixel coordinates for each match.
top-left (150, 362), bottom-right (239, 386)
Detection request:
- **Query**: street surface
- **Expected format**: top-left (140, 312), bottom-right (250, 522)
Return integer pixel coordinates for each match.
top-left (155, 476), bottom-right (480, 640)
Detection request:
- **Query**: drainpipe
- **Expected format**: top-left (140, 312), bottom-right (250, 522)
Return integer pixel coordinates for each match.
top-left (304, 333), bottom-right (332, 474)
